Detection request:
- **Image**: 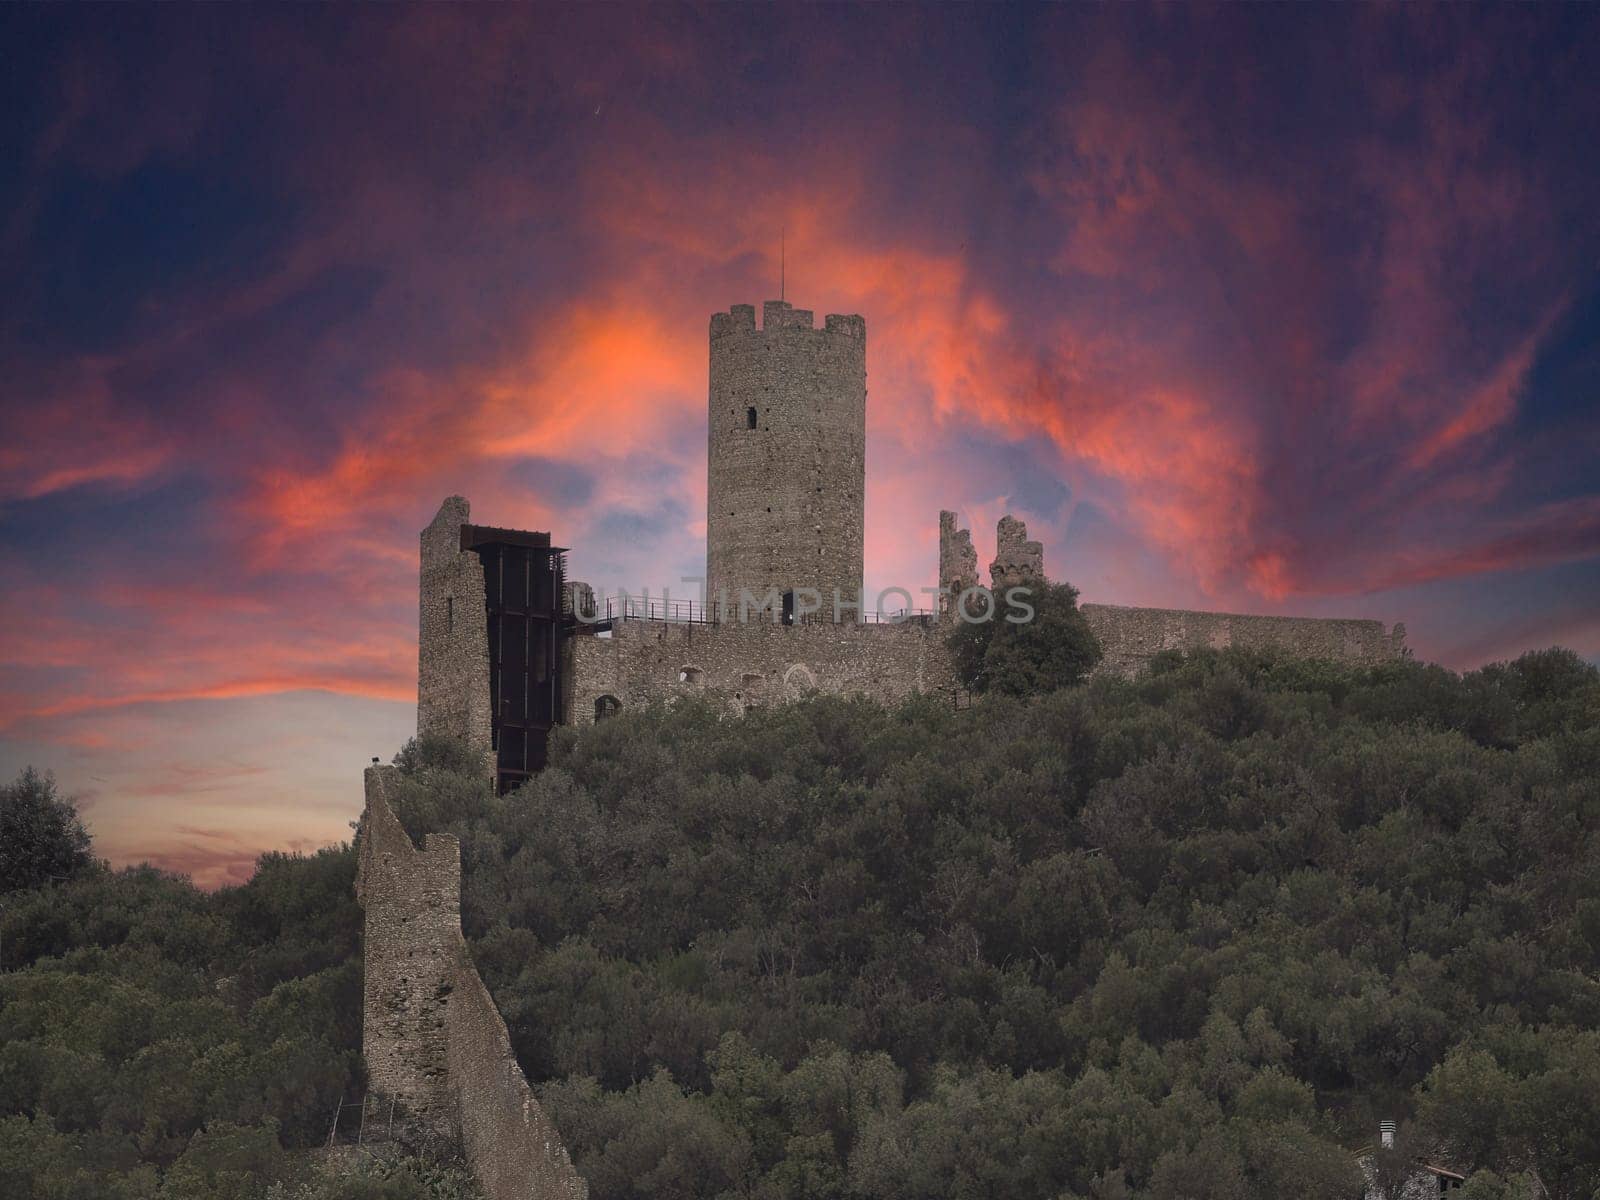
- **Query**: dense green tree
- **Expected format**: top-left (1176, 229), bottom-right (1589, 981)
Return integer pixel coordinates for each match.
top-left (0, 838), bottom-right (370, 1195)
top-left (946, 580), bottom-right (1103, 695)
top-left (0, 767), bottom-right (92, 895)
top-left (5, 646), bottom-right (1598, 1197)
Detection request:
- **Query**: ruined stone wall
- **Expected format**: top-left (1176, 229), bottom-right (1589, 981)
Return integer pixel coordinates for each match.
top-left (357, 766), bottom-right (586, 1200)
top-left (1082, 603), bottom-right (1408, 677)
top-left (706, 301), bottom-right (866, 614)
top-left (447, 966), bottom-right (584, 1200)
top-left (989, 514), bottom-right (1045, 591)
top-left (355, 765), bottom-right (460, 1132)
top-left (418, 497), bottom-right (493, 758)
top-left (938, 511), bottom-right (979, 617)
top-left (567, 614), bottom-right (955, 724)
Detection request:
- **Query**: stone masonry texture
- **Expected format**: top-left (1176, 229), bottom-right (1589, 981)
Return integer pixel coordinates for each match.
top-left (355, 766), bottom-right (459, 1135)
top-left (989, 514), bottom-right (1045, 591)
top-left (567, 613), bottom-right (957, 725)
top-left (938, 511), bottom-right (979, 617)
top-left (357, 766), bottom-right (588, 1200)
top-left (418, 496), bottom-right (493, 760)
top-left (706, 300), bottom-right (866, 616)
top-left (1082, 604), bottom-right (1408, 677)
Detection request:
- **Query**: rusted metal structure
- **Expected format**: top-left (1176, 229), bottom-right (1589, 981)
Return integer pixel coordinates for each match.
top-left (460, 524), bottom-right (565, 793)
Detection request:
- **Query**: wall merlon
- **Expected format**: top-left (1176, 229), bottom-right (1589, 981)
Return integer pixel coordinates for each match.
top-left (713, 303), bottom-right (864, 344)
top-left (762, 299), bottom-right (814, 330)
top-left (711, 305), bottom-right (757, 337)
top-left (565, 580), bottom-right (595, 621)
top-left (824, 313), bottom-right (865, 339)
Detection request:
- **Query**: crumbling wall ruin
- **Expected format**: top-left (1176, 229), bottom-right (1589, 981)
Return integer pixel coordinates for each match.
top-left (356, 766), bottom-right (586, 1200)
top-left (418, 497), bottom-right (493, 759)
top-left (355, 767), bottom-right (458, 1131)
top-left (938, 511), bottom-right (979, 617)
top-left (989, 514), bottom-right (1045, 590)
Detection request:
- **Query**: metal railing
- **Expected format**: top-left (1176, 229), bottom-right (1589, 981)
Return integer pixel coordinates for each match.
top-left (567, 594), bottom-right (716, 625)
top-left (572, 593), bottom-right (936, 627)
top-left (325, 1094), bottom-right (398, 1148)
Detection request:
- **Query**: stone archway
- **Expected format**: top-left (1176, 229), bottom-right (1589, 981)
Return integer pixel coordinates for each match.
top-left (783, 663), bottom-right (817, 698)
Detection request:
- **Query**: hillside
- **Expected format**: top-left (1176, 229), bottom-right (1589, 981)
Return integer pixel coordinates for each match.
top-left (388, 647), bottom-right (1600, 1200)
top-left (3, 646), bottom-right (1599, 1199)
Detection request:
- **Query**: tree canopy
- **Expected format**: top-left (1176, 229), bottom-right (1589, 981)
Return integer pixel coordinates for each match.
top-left (0, 767), bottom-right (92, 895)
top-left (379, 645), bottom-right (1599, 1200)
top-left (3, 644), bottom-right (1597, 1198)
top-left (946, 579), bottom-right (1103, 695)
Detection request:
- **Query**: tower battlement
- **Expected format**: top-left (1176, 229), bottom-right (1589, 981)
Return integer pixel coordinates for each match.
top-left (710, 300), bottom-right (865, 340)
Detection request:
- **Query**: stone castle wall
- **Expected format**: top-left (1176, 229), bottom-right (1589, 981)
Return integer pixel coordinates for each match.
top-left (567, 613), bottom-right (956, 725)
top-left (561, 511), bottom-right (1408, 722)
top-left (706, 300), bottom-right (866, 614)
top-left (1082, 603), bottom-right (1407, 677)
top-left (356, 766), bottom-right (586, 1200)
top-left (447, 964), bottom-right (582, 1200)
top-left (418, 497), bottom-right (493, 758)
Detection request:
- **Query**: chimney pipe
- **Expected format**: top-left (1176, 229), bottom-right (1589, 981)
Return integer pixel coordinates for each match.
top-left (1380, 1119), bottom-right (1396, 1149)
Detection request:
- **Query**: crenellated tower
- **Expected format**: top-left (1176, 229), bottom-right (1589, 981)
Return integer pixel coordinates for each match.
top-left (706, 300), bottom-right (866, 616)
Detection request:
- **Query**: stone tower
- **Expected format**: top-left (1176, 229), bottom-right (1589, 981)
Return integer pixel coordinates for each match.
top-left (706, 300), bottom-right (866, 616)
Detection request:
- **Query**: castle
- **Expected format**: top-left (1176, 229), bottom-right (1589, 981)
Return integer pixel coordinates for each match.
top-left (364, 296), bottom-right (1411, 1198)
top-left (416, 297), bottom-right (1408, 792)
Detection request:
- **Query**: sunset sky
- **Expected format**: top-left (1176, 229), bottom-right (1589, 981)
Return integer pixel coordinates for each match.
top-left (3, 7), bottom-right (1598, 887)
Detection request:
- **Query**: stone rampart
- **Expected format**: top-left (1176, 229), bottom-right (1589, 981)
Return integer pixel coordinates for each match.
top-left (447, 966), bottom-right (582, 1200)
top-left (1082, 603), bottom-right (1407, 677)
top-left (567, 613), bottom-right (956, 724)
top-left (355, 767), bottom-right (459, 1132)
top-left (357, 766), bottom-right (586, 1199)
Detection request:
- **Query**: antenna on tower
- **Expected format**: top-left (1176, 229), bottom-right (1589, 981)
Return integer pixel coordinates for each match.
top-left (780, 224), bottom-right (785, 302)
